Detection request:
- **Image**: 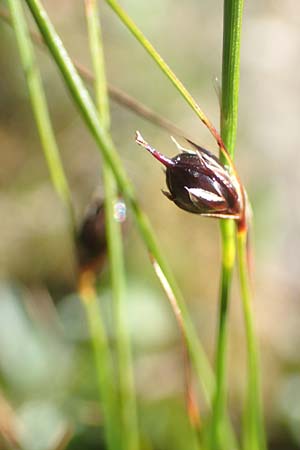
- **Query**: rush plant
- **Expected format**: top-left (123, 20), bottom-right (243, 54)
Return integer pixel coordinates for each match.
top-left (4, 1), bottom-right (266, 450)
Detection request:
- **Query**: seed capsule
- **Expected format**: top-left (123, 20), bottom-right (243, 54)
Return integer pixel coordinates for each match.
top-left (135, 131), bottom-right (242, 220)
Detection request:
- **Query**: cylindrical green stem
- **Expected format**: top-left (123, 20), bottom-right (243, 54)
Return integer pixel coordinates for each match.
top-left (220, 2), bottom-right (266, 450)
top-left (210, 1), bottom-right (244, 449)
top-left (83, 289), bottom-right (120, 450)
top-left (6, 0), bottom-right (74, 230)
top-left (85, 1), bottom-right (139, 449)
top-left (104, 174), bottom-right (139, 450)
top-left (210, 220), bottom-right (235, 449)
top-left (221, 0), bottom-right (244, 161)
top-left (237, 231), bottom-right (266, 450)
top-left (8, 1), bottom-right (119, 448)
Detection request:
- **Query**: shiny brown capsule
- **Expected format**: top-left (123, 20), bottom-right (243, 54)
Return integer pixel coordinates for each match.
top-left (135, 131), bottom-right (242, 220)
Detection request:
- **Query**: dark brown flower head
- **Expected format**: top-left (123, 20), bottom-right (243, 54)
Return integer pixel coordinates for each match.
top-left (135, 131), bottom-right (242, 220)
top-left (76, 199), bottom-right (107, 273)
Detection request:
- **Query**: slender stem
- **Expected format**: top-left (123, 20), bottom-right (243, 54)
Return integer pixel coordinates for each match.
top-left (85, 2), bottom-right (139, 449)
top-left (78, 276), bottom-right (120, 450)
top-left (150, 256), bottom-right (200, 433)
top-left (85, 0), bottom-right (110, 129)
top-left (24, 0), bottom-right (215, 407)
top-left (237, 231), bottom-right (266, 450)
top-left (210, 223), bottom-right (235, 450)
top-left (7, 2), bottom-right (119, 448)
top-left (221, 2), bottom-right (266, 449)
top-left (6, 0), bottom-right (74, 230)
top-left (221, 0), bottom-right (244, 161)
top-left (210, 1), bottom-right (244, 449)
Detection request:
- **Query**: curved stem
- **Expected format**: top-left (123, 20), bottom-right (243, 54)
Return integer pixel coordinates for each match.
top-left (150, 255), bottom-right (200, 431)
top-left (23, 0), bottom-right (214, 410)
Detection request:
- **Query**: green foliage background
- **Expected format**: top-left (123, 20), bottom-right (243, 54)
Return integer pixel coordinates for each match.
top-left (0, 1), bottom-right (299, 449)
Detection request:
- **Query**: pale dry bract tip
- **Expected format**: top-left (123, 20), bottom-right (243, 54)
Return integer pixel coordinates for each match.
top-left (170, 135), bottom-right (184, 151)
top-left (135, 130), bottom-right (147, 147)
top-left (170, 135), bottom-right (195, 154)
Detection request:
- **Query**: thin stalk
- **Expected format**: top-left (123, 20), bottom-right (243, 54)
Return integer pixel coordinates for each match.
top-left (84, 1), bottom-right (139, 449)
top-left (7, 2), bottom-right (118, 448)
top-left (150, 255), bottom-right (200, 435)
top-left (222, 2), bottom-right (266, 450)
top-left (221, 0), bottom-right (244, 160)
top-left (237, 231), bottom-right (266, 450)
top-left (210, 223), bottom-right (235, 450)
top-left (24, 0), bottom-right (215, 406)
top-left (0, 6), bottom-right (187, 138)
top-left (78, 275), bottom-right (120, 450)
top-left (210, 1), bottom-right (244, 449)
top-left (6, 0), bottom-right (74, 229)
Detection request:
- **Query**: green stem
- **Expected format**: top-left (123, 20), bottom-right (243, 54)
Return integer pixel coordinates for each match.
top-left (104, 172), bottom-right (139, 450)
top-left (210, 1), bottom-right (244, 449)
top-left (7, 1), bottom-right (119, 448)
top-left (85, 1), bottom-right (139, 449)
top-left (83, 290), bottom-right (120, 450)
top-left (210, 221), bottom-right (235, 450)
top-left (237, 231), bottom-right (266, 450)
top-left (221, 0), bottom-right (244, 161)
top-left (6, 0), bottom-right (74, 229)
top-left (221, 2), bottom-right (266, 450)
top-left (24, 0), bottom-right (214, 406)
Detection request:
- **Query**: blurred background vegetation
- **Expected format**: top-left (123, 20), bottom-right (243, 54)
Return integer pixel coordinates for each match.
top-left (0, 0), bottom-right (300, 449)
